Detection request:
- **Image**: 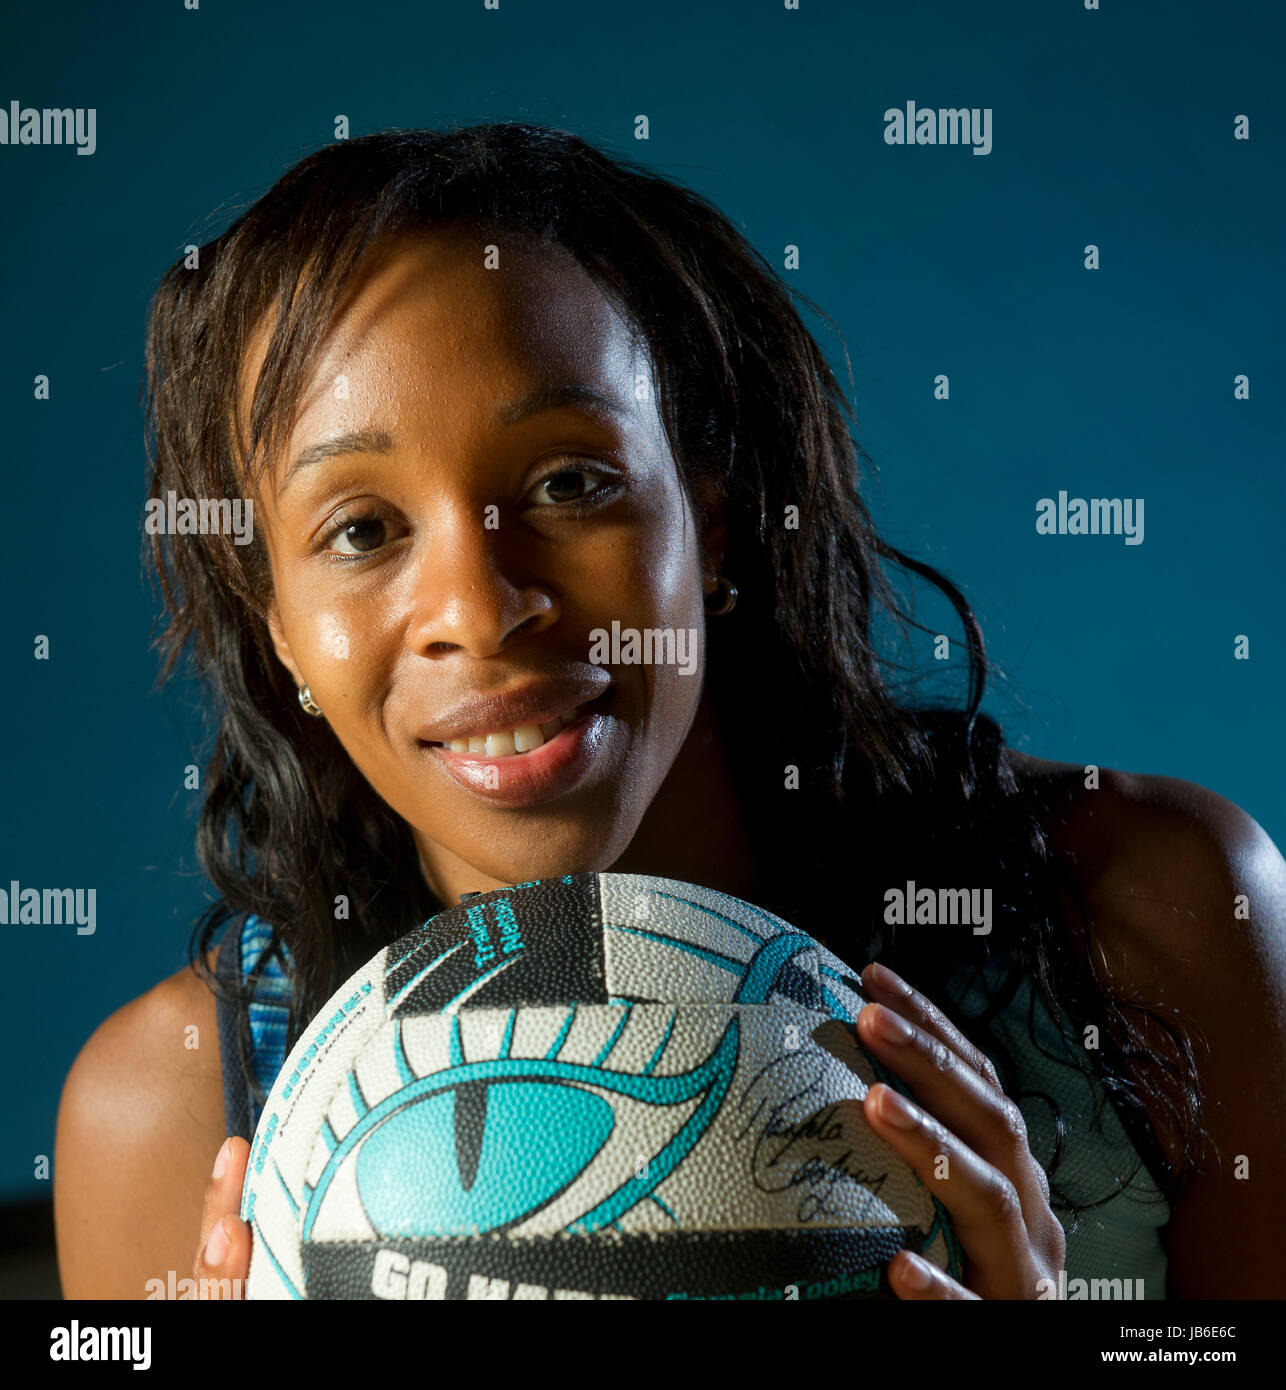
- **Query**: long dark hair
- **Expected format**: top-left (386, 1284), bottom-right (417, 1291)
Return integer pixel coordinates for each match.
top-left (144, 121), bottom-right (1202, 1220)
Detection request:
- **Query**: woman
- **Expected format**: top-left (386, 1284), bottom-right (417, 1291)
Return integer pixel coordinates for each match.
top-left (53, 122), bottom-right (1286, 1300)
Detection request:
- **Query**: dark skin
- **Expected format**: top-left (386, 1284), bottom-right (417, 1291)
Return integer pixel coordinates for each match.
top-left (53, 231), bottom-right (1286, 1299)
top-left (253, 230), bottom-right (757, 907)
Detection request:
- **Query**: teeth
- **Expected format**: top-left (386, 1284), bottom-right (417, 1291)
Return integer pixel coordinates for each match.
top-left (441, 704), bottom-right (585, 758)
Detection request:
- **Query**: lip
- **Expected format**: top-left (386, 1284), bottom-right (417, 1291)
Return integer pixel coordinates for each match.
top-left (414, 675), bottom-right (611, 746)
top-left (422, 692), bottom-right (613, 808)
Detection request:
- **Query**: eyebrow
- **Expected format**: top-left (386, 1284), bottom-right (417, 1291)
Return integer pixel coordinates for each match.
top-left (495, 382), bottom-right (628, 428)
top-left (281, 429), bottom-right (394, 491)
top-left (280, 384), bottom-right (627, 491)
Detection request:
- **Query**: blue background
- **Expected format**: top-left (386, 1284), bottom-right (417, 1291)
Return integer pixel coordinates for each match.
top-left (1, 0), bottom-right (1281, 1202)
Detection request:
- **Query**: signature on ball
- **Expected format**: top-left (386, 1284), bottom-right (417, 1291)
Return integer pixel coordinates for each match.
top-left (733, 1044), bottom-right (890, 1222)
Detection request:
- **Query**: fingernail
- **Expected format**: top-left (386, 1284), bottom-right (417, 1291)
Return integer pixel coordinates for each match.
top-left (900, 1252), bottom-right (933, 1290)
top-left (868, 962), bottom-right (910, 996)
top-left (212, 1139), bottom-right (229, 1181)
top-left (205, 1217), bottom-right (230, 1269)
top-left (870, 1004), bottom-right (915, 1044)
top-left (877, 1084), bottom-right (921, 1129)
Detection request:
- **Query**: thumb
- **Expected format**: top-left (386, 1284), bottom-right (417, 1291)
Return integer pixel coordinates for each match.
top-left (194, 1137), bottom-right (253, 1299)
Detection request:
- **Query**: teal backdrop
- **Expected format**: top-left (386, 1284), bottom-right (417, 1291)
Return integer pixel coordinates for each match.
top-left (1, 0), bottom-right (1282, 1202)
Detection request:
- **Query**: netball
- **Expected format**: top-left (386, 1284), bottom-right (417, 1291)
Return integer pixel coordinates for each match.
top-left (243, 874), bottom-right (959, 1300)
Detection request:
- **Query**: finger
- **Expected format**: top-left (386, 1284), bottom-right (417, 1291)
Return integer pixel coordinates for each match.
top-left (888, 1250), bottom-right (979, 1301)
top-left (856, 1000), bottom-right (1056, 1239)
top-left (195, 1137), bottom-right (246, 1260)
top-left (857, 1001), bottom-right (1053, 1239)
top-left (863, 1081), bottom-right (1040, 1299)
top-left (194, 1137), bottom-right (252, 1298)
top-left (195, 1213), bottom-right (252, 1297)
top-left (861, 962), bottom-right (1002, 1090)
top-left (860, 969), bottom-right (1067, 1286)
top-left (1032, 1157), bottom-right (1052, 1205)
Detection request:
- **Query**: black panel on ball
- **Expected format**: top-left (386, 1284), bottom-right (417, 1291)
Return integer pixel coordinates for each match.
top-left (385, 875), bottom-right (607, 1016)
top-left (303, 1226), bottom-right (916, 1300)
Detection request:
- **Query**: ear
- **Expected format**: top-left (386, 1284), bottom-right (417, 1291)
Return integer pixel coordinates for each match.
top-left (265, 601), bottom-right (305, 689)
top-left (688, 473), bottom-right (728, 595)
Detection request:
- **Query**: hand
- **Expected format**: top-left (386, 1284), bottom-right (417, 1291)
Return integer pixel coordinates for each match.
top-left (193, 1137), bottom-right (253, 1299)
top-left (856, 962), bottom-right (1066, 1300)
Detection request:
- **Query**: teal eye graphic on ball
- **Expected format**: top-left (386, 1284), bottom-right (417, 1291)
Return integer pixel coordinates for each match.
top-left (300, 1007), bottom-right (740, 1242)
top-left (356, 1079), bottom-right (615, 1236)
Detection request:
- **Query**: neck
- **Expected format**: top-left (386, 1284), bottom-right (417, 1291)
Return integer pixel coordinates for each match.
top-left (608, 687), bottom-right (759, 901)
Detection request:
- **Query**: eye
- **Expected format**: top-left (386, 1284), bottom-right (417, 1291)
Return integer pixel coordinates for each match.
top-left (322, 511), bottom-right (394, 556)
top-left (528, 461), bottom-right (618, 507)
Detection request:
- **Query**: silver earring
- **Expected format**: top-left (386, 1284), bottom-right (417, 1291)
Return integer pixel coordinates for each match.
top-left (298, 685), bottom-right (324, 718)
top-left (704, 575), bottom-right (738, 617)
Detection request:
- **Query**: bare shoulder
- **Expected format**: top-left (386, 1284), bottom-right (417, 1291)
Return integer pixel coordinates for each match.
top-left (54, 948), bottom-right (228, 1299)
top-left (1006, 751), bottom-right (1286, 950)
top-left (1008, 751), bottom-right (1286, 1296)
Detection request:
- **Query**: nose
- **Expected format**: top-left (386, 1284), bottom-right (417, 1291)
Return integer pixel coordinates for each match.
top-left (403, 522), bottom-right (559, 659)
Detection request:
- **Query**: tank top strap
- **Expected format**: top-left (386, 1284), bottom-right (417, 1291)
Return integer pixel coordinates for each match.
top-left (215, 914), bottom-right (294, 1141)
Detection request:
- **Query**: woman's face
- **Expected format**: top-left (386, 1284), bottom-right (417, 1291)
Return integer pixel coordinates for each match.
top-left (246, 230), bottom-right (723, 895)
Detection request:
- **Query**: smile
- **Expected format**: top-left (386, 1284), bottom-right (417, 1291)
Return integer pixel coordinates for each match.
top-left (429, 705), bottom-right (586, 759)
top-left (421, 691), bottom-right (615, 808)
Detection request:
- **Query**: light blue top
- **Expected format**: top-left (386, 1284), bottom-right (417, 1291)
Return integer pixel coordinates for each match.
top-left (950, 962), bottom-right (1171, 1299)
